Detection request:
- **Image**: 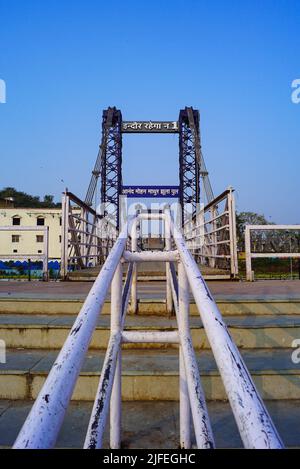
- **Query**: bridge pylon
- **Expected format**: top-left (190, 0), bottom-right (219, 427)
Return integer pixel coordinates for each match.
top-left (85, 106), bottom-right (214, 228)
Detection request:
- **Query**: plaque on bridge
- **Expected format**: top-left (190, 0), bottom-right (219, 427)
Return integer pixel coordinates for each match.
top-left (122, 185), bottom-right (180, 198)
top-left (122, 121), bottom-right (179, 133)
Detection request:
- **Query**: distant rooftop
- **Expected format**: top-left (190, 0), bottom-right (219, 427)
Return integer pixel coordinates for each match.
top-left (0, 197), bottom-right (14, 208)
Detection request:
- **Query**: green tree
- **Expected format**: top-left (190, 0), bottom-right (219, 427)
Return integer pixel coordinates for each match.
top-left (236, 212), bottom-right (273, 251)
top-left (0, 187), bottom-right (61, 208)
top-left (42, 195), bottom-right (55, 206)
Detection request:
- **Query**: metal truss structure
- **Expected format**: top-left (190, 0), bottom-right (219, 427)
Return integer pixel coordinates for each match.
top-left (179, 107), bottom-right (215, 224)
top-left (178, 107), bottom-right (200, 223)
top-left (85, 106), bottom-right (214, 229)
top-left (85, 107), bottom-right (122, 229)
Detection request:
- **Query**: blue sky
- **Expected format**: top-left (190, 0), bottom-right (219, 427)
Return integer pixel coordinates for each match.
top-left (0, 0), bottom-right (299, 222)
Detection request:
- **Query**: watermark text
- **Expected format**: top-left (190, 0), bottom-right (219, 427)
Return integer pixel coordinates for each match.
top-left (291, 79), bottom-right (300, 104)
top-left (0, 79), bottom-right (6, 103)
top-left (0, 340), bottom-right (6, 364)
top-left (291, 339), bottom-right (300, 364)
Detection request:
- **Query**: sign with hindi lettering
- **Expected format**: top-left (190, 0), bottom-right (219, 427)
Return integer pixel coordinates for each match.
top-left (122, 121), bottom-right (179, 133)
top-left (122, 186), bottom-right (180, 198)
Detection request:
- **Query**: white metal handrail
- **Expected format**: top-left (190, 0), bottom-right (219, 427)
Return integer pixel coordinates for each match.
top-left (167, 211), bottom-right (283, 449)
top-left (61, 191), bottom-right (117, 278)
top-left (184, 187), bottom-right (238, 277)
top-left (13, 217), bottom-right (134, 449)
top-left (13, 210), bottom-right (283, 449)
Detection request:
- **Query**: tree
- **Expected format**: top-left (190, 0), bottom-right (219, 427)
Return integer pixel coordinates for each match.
top-left (43, 195), bottom-right (55, 206)
top-left (236, 212), bottom-right (273, 251)
top-left (0, 187), bottom-right (61, 208)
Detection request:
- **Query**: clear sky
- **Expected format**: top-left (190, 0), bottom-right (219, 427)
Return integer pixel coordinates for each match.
top-left (0, 0), bottom-right (299, 222)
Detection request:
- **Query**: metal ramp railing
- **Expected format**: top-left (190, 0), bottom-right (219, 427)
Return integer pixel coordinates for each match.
top-left (183, 187), bottom-right (238, 278)
top-left (13, 210), bottom-right (283, 449)
top-left (61, 191), bottom-right (117, 279)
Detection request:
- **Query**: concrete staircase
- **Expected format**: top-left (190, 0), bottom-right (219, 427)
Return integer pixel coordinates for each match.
top-left (67, 262), bottom-right (231, 281)
top-left (0, 295), bottom-right (300, 447)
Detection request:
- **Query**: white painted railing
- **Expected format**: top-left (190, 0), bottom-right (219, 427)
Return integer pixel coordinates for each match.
top-left (61, 191), bottom-right (117, 278)
top-left (14, 216), bottom-right (134, 449)
top-left (184, 187), bottom-right (238, 277)
top-left (245, 224), bottom-right (300, 281)
top-left (13, 210), bottom-right (283, 449)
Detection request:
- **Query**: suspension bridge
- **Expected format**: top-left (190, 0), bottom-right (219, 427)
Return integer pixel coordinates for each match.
top-left (0, 106), bottom-right (299, 449)
top-left (61, 106), bottom-right (238, 281)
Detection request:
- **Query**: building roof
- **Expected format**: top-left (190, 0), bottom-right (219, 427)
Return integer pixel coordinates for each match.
top-left (0, 198), bottom-right (14, 208)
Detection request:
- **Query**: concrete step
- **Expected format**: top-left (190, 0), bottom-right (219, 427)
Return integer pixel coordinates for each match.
top-left (0, 314), bottom-right (299, 350)
top-left (1, 297), bottom-right (300, 316)
top-left (67, 262), bottom-right (231, 282)
top-left (1, 348), bottom-right (299, 401)
top-left (0, 399), bottom-right (298, 448)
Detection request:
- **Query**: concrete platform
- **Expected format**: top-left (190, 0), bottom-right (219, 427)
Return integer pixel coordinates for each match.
top-left (1, 280), bottom-right (300, 316)
top-left (0, 399), bottom-right (299, 448)
top-left (0, 279), bottom-right (300, 300)
top-left (0, 348), bottom-right (299, 401)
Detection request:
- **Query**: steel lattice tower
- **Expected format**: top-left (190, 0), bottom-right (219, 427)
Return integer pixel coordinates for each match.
top-left (100, 107), bottom-right (122, 229)
top-left (179, 107), bottom-right (201, 224)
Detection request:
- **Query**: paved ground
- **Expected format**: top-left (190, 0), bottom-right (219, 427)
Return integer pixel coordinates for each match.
top-left (1, 399), bottom-right (299, 448)
top-left (0, 280), bottom-right (299, 300)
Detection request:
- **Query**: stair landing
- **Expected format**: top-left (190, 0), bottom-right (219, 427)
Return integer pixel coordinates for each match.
top-left (0, 400), bottom-right (299, 448)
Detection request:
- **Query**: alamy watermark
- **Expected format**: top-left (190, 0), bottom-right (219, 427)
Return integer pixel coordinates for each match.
top-left (0, 79), bottom-right (6, 103)
top-left (95, 198), bottom-right (205, 241)
top-left (0, 340), bottom-right (6, 364)
top-left (291, 339), bottom-right (300, 364)
top-left (291, 79), bottom-right (300, 104)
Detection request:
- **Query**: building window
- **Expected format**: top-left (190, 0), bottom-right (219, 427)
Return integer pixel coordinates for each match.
top-left (59, 235), bottom-right (61, 243)
top-left (12, 216), bottom-right (21, 226)
top-left (37, 217), bottom-right (45, 226)
top-left (38, 250), bottom-right (42, 254)
top-left (36, 235), bottom-right (44, 243)
top-left (12, 235), bottom-right (20, 243)
top-left (59, 217), bottom-right (62, 226)
top-left (13, 249), bottom-right (18, 253)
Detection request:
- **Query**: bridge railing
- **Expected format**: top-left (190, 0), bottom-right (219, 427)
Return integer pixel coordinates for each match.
top-left (245, 224), bottom-right (300, 281)
top-left (13, 210), bottom-right (283, 449)
top-left (61, 191), bottom-right (117, 278)
top-left (183, 187), bottom-right (238, 277)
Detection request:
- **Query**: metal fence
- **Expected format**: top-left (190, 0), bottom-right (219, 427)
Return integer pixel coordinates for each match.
top-left (61, 191), bottom-right (117, 279)
top-left (245, 224), bottom-right (300, 281)
top-left (183, 187), bottom-right (238, 277)
top-left (13, 209), bottom-right (283, 449)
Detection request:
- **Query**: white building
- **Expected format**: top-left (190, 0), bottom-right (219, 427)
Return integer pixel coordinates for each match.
top-left (0, 208), bottom-right (62, 260)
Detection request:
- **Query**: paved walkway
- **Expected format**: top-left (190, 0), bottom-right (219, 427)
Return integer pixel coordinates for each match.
top-left (1, 399), bottom-right (299, 448)
top-left (0, 279), bottom-right (299, 300)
